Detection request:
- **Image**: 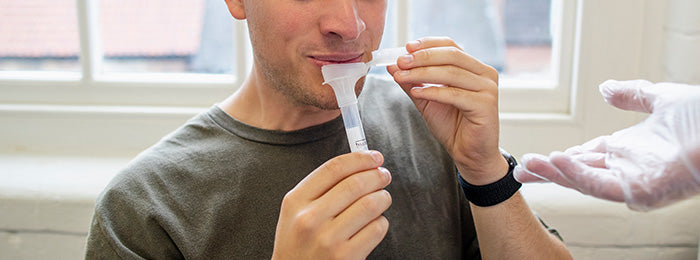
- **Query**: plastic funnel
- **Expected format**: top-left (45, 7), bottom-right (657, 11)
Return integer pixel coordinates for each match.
top-left (322, 62), bottom-right (369, 107)
top-left (321, 62), bottom-right (370, 152)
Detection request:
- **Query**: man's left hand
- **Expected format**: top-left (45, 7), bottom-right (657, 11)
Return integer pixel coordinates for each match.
top-left (388, 37), bottom-right (507, 185)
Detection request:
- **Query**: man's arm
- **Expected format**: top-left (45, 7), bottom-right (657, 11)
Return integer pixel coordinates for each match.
top-left (460, 155), bottom-right (570, 259)
top-left (471, 191), bottom-right (570, 259)
top-left (85, 215), bottom-right (123, 259)
top-left (85, 168), bottom-right (185, 260)
top-left (459, 155), bottom-right (569, 259)
top-left (388, 37), bottom-right (572, 259)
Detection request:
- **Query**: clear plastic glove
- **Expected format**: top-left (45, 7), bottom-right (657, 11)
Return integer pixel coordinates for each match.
top-left (514, 79), bottom-right (700, 211)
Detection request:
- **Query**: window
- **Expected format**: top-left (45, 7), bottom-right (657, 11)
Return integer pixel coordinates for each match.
top-left (378, 0), bottom-right (555, 76)
top-left (0, 0), bottom-right (237, 75)
top-left (0, 0), bottom-right (240, 107)
top-left (409, 0), bottom-right (554, 77)
top-left (6, 0), bottom-right (635, 156)
top-left (371, 0), bottom-right (573, 113)
top-left (0, 0), bottom-right (570, 106)
top-left (0, 1), bottom-right (81, 72)
top-left (99, 0), bottom-right (238, 75)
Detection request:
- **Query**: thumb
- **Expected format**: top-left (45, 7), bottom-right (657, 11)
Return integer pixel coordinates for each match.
top-left (514, 153), bottom-right (559, 183)
top-left (598, 79), bottom-right (655, 113)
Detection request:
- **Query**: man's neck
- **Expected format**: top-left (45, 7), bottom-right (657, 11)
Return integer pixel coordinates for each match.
top-left (218, 70), bottom-right (341, 132)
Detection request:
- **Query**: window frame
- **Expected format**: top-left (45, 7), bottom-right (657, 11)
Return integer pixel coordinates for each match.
top-left (496, 0), bottom-right (576, 114)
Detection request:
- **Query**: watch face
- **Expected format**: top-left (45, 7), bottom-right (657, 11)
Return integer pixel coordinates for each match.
top-left (507, 153), bottom-right (517, 167)
top-left (499, 148), bottom-right (517, 167)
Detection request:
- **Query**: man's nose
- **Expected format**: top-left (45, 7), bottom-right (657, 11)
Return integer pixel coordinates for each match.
top-left (320, 0), bottom-right (367, 41)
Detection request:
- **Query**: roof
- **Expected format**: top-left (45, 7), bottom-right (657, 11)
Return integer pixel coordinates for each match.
top-left (0, 0), bottom-right (205, 58)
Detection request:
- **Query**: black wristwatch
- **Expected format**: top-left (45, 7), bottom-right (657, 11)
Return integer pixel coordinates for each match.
top-left (457, 149), bottom-right (521, 207)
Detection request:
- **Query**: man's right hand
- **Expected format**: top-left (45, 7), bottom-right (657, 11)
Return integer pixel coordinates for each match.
top-left (271, 151), bottom-right (392, 260)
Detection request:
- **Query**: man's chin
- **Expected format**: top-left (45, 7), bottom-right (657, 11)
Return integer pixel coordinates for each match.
top-left (311, 100), bottom-right (342, 111)
top-left (293, 94), bottom-right (340, 111)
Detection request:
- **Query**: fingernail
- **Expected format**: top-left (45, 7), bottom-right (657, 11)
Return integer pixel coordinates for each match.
top-left (400, 54), bottom-right (413, 64)
top-left (370, 151), bottom-right (383, 163)
top-left (396, 70), bottom-right (410, 77)
top-left (407, 40), bottom-right (420, 50)
top-left (378, 167), bottom-right (391, 181)
top-left (411, 87), bottom-right (423, 93)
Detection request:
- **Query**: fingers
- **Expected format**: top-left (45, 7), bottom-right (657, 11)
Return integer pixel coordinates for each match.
top-left (516, 151), bottom-right (626, 202)
top-left (401, 42), bottom-right (493, 77)
top-left (600, 79), bottom-right (700, 116)
top-left (274, 152), bottom-right (392, 259)
top-left (388, 38), bottom-right (498, 115)
top-left (406, 84), bottom-right (494, 115)
top-left (291, 151), bottom-right (384, 201)
top-left (313, 167), bottom-right (392, 219)
top-left (332, 189), bottom-right (392, 239)
top-left (515, 151), bottom-right (610, 196)
top-left (396, 64), bottom-right (496, 93)
top-left (513, 165), bottom-right (549, 183)
top-left (549, 153), bottom-right (625, 202)
top-left (395, 40), bottom-right (498, 87)
top-left (599, 79), bottom-right (654, 113)
top-left (569, 152), bottom-right (607, 168)
top-left (515, 153), bottom-right (573, 188)
top-left (386, 64), bottom-right (429, 109)
top-left (406, 36), bottom-right (464, 52)
top-left (345, 216), bottom-right (389, 259)
top-left (388, 37), bottom-right (498, 86)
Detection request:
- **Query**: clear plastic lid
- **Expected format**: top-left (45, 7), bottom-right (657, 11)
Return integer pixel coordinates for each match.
top-left (366, 47), bottom-right (408, 67)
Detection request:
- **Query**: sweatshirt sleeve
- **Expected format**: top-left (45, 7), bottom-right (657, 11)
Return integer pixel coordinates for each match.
top-left (84, 170), bottom-right (185, 260)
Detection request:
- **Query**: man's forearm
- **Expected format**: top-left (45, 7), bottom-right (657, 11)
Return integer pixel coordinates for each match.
top-left (470, 192), bottom-right (572, 259)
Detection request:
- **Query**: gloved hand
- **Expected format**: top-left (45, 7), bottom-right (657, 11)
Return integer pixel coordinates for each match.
top-left (514, 79), bottom-right (700, 211)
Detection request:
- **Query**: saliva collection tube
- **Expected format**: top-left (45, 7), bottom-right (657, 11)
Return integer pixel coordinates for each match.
top-left (321, 47), bottom-right (408, 152)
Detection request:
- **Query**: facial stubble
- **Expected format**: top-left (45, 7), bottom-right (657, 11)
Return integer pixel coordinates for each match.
top-left (255, 52), bottom-right (365, 111)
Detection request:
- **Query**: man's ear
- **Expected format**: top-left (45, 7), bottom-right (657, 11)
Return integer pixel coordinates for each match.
top-left (224, 0), bottom-right (246, 20)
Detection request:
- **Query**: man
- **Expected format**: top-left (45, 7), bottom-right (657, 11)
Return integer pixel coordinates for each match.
top-left (86, 0), bottom-right (571, 259)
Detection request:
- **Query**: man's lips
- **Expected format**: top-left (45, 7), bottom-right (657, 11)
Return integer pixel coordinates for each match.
top-left (309, 53), bottom-right (364, 68)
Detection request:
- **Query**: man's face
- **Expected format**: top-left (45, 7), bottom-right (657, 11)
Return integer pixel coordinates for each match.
top-left (240, 0), bottom-right (387, 110)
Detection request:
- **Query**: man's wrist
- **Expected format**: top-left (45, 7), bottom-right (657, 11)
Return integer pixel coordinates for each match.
top-left (458, 149), bottom-right (522, 207)
top-left (457, 155), bottom-right (509, 185)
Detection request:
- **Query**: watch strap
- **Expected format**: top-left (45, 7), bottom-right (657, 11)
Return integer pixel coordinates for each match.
top-left (458, 151), bottom-right (521, 207)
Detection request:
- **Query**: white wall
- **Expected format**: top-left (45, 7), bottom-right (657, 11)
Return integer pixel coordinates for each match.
top-left (664, 0), bottom-right (700, 85)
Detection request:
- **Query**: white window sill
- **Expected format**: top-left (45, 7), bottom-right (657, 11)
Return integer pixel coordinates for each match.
top-left (0, 155), bottom-right (129, 233)
top-left (0, 155), bottom-right (129, 200)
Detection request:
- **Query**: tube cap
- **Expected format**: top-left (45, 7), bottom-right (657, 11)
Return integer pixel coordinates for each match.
top-left (367, 47), bottom-right (408, 67)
